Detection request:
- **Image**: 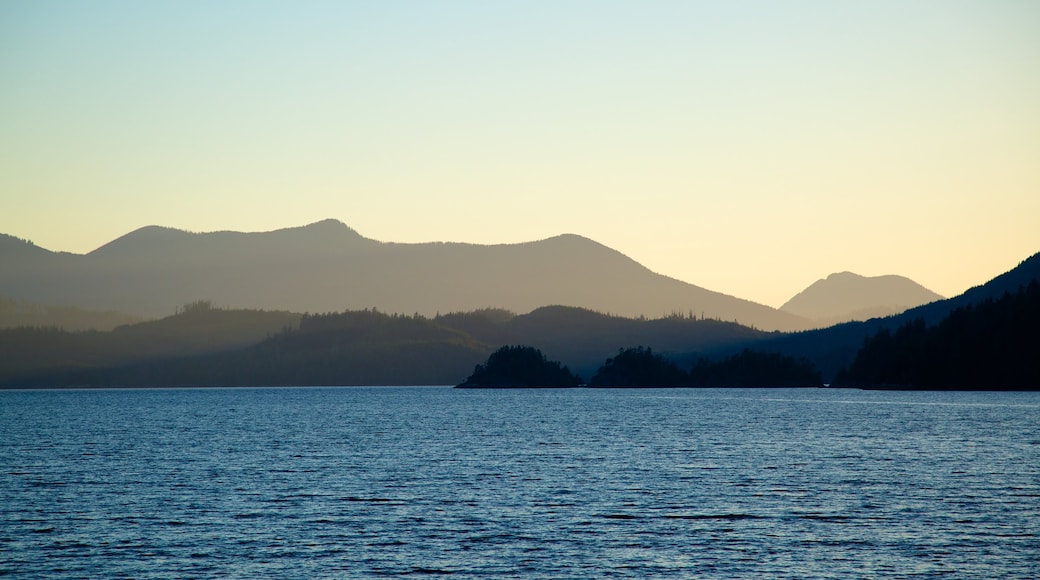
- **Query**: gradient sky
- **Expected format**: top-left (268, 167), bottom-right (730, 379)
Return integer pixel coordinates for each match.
top-left (2, 1), bottom-right (1038, 308)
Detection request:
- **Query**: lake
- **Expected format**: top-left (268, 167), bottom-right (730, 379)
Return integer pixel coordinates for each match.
top-left (2, 387), bottom-right (1038, 578)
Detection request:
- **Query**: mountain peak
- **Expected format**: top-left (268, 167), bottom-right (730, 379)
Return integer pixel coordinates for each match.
top-left (299, 218), bottom-right (355, 232)
top-left (781, 271), bottom-right (943, 326)
top-left (122, 225), bottom-right (188, 238)
top-left (826, 271), bottom-right (862, 281)
top-left (268, 219), bottom-right (370, 247)
top-left (88, 225), bottom-right (192, 255)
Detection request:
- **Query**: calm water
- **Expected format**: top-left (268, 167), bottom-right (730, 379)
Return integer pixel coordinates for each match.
top-left (1, 387), bottom-right (1038, 578)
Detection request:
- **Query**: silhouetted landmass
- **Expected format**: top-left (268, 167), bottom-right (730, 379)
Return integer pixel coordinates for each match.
top-left (0, 295), bottom-right (142, 331)
top-left (781, 272), bottom-right (943, 327)
top-left (438, 306), bottom-right (770, 379)
top-left (0, 302), bottom-right (300, 385)
top-left (0, 304), bottom-right (772, 388)
top-left (457, 346), bottom-right (582, 388)
top-left (585, 346), bottom-right (820, 388)
top-left (752, 252), bottom-right (1040, 381)
top-left (689, 349), bottom-right (822, 387)
top-left (0, 221), bottom-right (810, 331)
top-left (589, 347), bottom-right (688, 387)
top-left (3, 250), bottom-right (1037, 389)
top-left (5, 309), bottom-right (487, 387)
top-left (220, 310), bottom-right (486, 386)
top-left (834, 281), bottom-right (1040, 390)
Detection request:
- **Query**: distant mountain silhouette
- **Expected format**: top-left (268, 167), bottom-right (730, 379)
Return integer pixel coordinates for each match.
top-left (0, 220), bottom-right (810, 332)
top-left (0, 304), bottom-right (770, 388)
top-left (0, 301), bottom-right (300, 386)
top-left (438, 306), bottom-right (768, 379)
top-left (780, 272), bottom-right (943, 326)
top-left (756, 252), bottom-right (1040, 380)
top-left (7, 246), bottom-right (1036, 388)
top-left (0, 294), bottom-right (141, 331)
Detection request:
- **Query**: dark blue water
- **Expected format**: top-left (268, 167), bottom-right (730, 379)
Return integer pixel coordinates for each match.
top-left (2, 387), bottom-right (1038, 578)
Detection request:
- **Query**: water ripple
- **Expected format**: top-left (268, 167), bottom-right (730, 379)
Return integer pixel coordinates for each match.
top-left (2, 386), bottom-right (1039, 578)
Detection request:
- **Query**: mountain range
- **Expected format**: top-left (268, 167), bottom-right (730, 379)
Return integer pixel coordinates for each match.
top-left (3, 220), bottom-right (809, 330)
top-left (0, 303), bottom-right (766, 387)
top-left (756, 251), bottom-right (1040, 379)
top-left (1, 246), bottom-right (1036, 388)
top-left (0, 220), bottom-right (945, 333)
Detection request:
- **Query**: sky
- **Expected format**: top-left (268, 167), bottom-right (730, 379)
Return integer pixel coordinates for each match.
top-left (2, 1), bottom-right (1038, 308)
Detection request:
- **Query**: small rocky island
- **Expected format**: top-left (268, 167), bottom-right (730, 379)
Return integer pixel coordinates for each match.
top-left (455, 345), bottom-right (583, 388)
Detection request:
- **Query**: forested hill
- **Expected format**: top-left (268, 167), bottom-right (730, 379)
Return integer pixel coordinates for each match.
top-left (6, 251), bottom-right (1036, 388)
top-left (835, 280), bottom-right (1040, 389)
top-left (0, 302), bottom-right (301, 385)
top-left (438, 306), bottom-right (768, 378)
top-left (0, 305), bottom-right (770, 388)
top-left (0, 295), bottom-right (141, 331)
top-left (750, 251), bottom-right (1040, 381)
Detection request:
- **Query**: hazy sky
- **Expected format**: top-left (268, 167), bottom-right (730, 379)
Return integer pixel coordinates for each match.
top-left (2, 1), bottom-right (1038, 307)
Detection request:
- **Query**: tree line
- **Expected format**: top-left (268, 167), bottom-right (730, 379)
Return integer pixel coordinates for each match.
top-left (0, 305), bottom-right (767, 387)
top-left (834, 280), bottom-right (1040, 389)
top-left (458, 345), bottom-right (822, 388)
top-left (6, 281), bottom-right (1035, 389)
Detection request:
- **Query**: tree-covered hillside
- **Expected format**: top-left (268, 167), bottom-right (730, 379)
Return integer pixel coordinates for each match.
top-left (835, 281), bottom-right (1040, 389)
top-left (0, 295), bottom-right (141, 331)
top-left (0, 302), bottom-right (301, 385)
top-left (5, 274), bottom-right (1036, 389)
top-left (752, 252), bottom-right (1040, 380)
top-left (3, 305), bottom-right (768, 387)
top-left (457, 346), bottom-right (582, 388)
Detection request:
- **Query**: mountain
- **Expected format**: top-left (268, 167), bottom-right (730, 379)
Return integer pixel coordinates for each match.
top-left (6, 250), bottom-right (1036, 389)
top-left (0, 295), bottom-right (141, 331)
top-left (834, 280), bottom-right (1040, 389)
top-left (0, 305), bottom-right (769, 388)
top-left (438, 306), bottom-right (768, 379)
top-left (754, 251), bottom-right (1040, 381)
top-left (0, 301), bottom-right (301, 385)
top-left (780, 272), bottom-right (943, 326)
top-left (0, 220), bottom-right (810, 332)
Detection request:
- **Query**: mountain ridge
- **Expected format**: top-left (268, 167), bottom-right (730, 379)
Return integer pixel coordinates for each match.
top-left (0, 221), bottom-right (811, 331)
top-left (2, 250), bottom-right (1036, 388)
top-left (755, 251), bottom-right (1040, 379)
top-left (0, 304), bottom-right (768, 387)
